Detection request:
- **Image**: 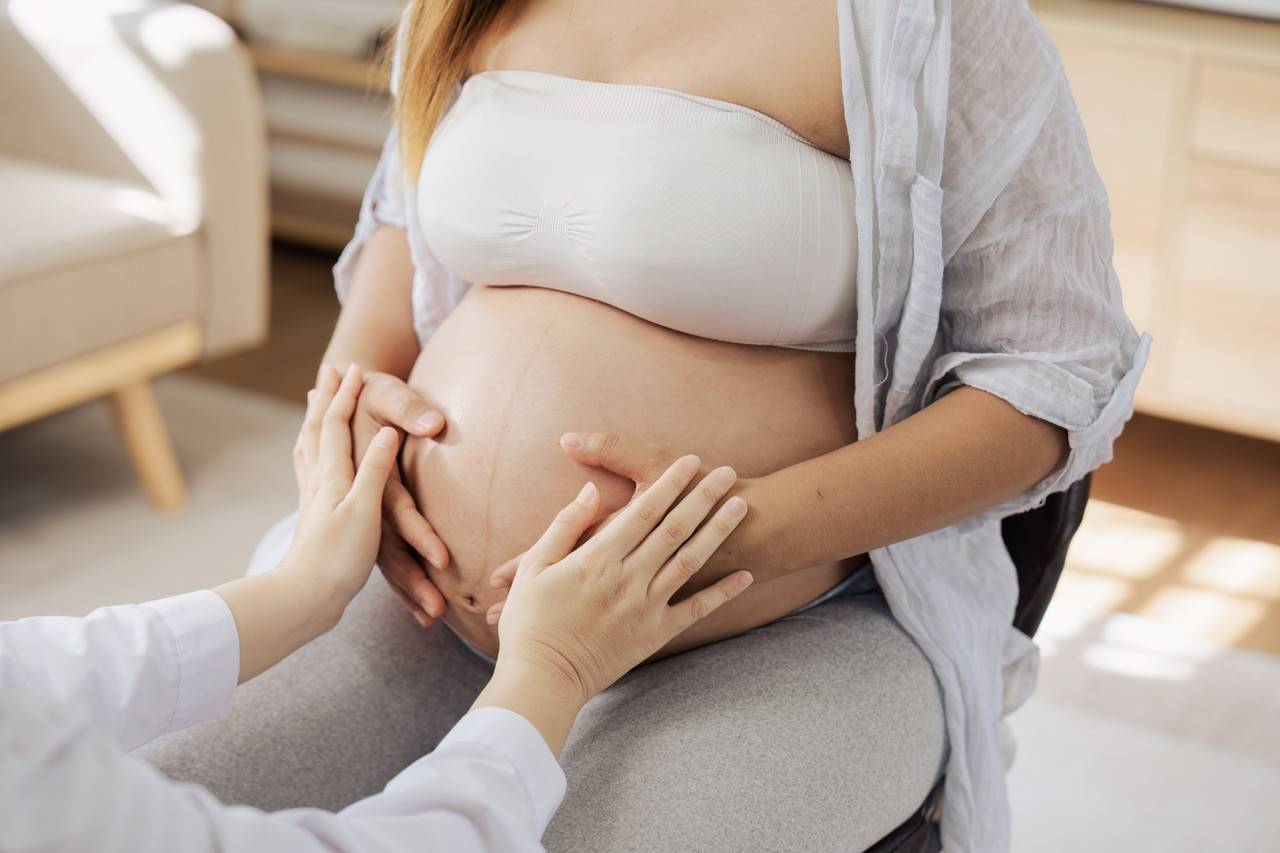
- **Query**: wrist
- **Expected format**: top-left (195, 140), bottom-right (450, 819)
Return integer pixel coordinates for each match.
top-left (474, 659), bottom-right (587, 759)
top-left (272, 556), bottom-right (352, 633)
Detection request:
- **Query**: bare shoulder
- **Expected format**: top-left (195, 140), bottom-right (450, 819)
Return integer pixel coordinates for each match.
top-left (732, 0), bottom-right (848, 157)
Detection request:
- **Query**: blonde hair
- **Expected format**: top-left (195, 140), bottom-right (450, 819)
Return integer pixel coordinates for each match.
top-left (384, 0), bottom-right (507, 184)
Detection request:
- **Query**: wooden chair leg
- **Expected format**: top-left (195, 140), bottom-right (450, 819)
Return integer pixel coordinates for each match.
top-left (109, 379), bottom-right (186, 510)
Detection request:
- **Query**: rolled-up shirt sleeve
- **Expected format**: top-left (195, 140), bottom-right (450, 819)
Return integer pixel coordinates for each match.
top-left (925, 60), bottom-right (1152, 518)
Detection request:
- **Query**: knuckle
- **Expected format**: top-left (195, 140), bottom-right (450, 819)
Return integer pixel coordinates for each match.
top-left (395, 394), bottom-right (423, 424)
top-left (635, 501), bottom-right (664, 528)
top-left (675, 550), bottom-right (701, 577)
top-left (598, 432), bottom-right (621, 456)
top-left (689, 595), bottom-right (711, 622)
top-left (661, 519), bottom-right (689, 545)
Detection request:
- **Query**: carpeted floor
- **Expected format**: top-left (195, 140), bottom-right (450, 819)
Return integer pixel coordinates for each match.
top-left (1, 374), bottom-right (1278, 851)
top-left (0, 375), bottom-right (300, 619)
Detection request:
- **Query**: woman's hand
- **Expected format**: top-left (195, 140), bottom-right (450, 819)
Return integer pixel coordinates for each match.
top-left (349, 371), bottom-right (450, 626)
top-left (281, 364), bottom-right (402, 605)
top-left (216, 364), bottom-right (401, 683)
top-left (473, 456), bottom-right (754, 756)
top-left (484, 432), bottom-right (759, 614)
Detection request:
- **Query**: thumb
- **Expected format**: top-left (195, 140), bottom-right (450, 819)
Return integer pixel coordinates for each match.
top-left (559, 432), bottom-right (675, 487)
top-left (367, 379), bottom-right (444, 437)
top-left (351, 427), bottom-right (400, 507)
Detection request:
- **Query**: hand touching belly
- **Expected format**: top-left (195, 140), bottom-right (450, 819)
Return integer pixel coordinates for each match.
top-left (400, 285), bottom-right (861, 660)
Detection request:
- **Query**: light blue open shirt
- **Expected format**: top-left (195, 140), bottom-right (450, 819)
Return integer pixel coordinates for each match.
top-left (335, 2), bottom-right (1152, 850)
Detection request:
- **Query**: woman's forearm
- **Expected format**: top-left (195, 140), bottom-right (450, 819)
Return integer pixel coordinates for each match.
top-left (323, 224), bottom-right (422, 378)
top-left (214, 567), bottom-right (345, 685)
top-left (736, 385), bottom-right (1068, 582)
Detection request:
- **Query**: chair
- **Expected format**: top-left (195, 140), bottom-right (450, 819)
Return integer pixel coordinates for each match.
top-left (863, 474), bottom-right (1093, 853)
top-left (0, 0), bottom-right (268, 508)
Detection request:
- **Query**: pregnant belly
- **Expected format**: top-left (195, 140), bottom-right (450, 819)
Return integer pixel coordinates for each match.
top-left (401, 285), bottom-right (863, 659)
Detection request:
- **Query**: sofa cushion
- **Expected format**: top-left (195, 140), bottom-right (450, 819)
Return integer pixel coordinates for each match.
top-left (0, 156), bottom-right (200, 383)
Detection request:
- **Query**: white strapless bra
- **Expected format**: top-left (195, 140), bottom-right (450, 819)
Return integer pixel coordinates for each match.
top-left (417, 69), bottom-right (858, 351)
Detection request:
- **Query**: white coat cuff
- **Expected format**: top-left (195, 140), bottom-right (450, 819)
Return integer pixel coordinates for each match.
top-left (139, 590), bottom-right (239, 734)
top-left (440, 706), bottom-right (568, 832)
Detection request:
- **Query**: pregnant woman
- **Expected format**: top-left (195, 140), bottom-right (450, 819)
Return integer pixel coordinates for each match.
top-left (144, 2), bottom-right (1150, 851)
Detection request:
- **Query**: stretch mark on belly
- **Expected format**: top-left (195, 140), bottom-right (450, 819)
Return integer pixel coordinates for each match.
top-left (478, 314), bottom-right (557, 574)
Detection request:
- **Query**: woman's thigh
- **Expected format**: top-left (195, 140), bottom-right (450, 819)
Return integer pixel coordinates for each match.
top-left (548, 592), bottom-right (946, 853)
top-left (142, 557), bottom-right (945, 850)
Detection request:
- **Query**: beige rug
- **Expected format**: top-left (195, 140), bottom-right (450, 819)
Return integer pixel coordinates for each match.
top-left (0, 375), bottom-right (301, 619)
top-left (2, 375), bottom-right (1277, 851)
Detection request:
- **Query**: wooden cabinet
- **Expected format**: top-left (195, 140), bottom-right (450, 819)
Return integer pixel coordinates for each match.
top-left (1038, 0), bottom-right (1280, 442)
top-left (1052, 40), bottom-right (1182, 338)
top-left (1169, 162), bottom-right (1280, 436)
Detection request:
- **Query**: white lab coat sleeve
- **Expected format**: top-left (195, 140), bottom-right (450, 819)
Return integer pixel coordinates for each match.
top-left (0, 695), bottom-right (564, 853)
top-left (0, 590), bottom-right (240, 751)
top-left (0, 593), bottom-right (567, 852)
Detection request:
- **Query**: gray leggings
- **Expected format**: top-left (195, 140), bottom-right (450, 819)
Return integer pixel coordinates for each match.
top-left (140, 516), bottom-right (946, 852)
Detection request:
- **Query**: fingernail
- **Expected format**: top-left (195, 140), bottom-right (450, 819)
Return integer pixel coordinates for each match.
top-left (710, 466), bottom-right (737, 486)
top-left (575, 481), bottom-right (597, 503)
top-left (413, 412), bottom-right (443, 434)
top-left (490, 574), bottom-right (509, 589)
top-left (414, 612), bottom-right (429, 628)
top-left (485, 609), bottom-right (499, 626)
top-left (560, 432), bottom-right (584, 448)
top-left (375, 427), bottom-right (397, 448)
top-left (345, 363), bottom-right (360, 382)
top-left (725, 496), bottom-right (748, 517)
top-left (680, 455), bottom-right (701, 474)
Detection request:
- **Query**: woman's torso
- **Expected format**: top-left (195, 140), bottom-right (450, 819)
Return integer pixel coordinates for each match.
top-left (398, 0), bottom-right (860, 659)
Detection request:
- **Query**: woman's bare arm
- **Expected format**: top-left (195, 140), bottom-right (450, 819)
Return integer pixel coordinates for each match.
top-left (323, 224), bottom-right (421, 378)
top-left (557, 386), bottom-right (1067, 587)
top-left (738, 386), bottom-right (1067, 579)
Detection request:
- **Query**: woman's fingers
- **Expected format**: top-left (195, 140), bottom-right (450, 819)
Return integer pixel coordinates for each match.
top-left (350, 426), bottom-right (399, 506)
top-left (295, 364), bottom-right (342, 482)
top-left (559, 432), bottom-right (674, 489)
top-left (318, 364), bottom-right (364, 487)
top-left (650, 496), bottom-right (749, 601)
top-left (364, 376), bottom-right (445, 437)
top-left (386, 477), bottom-right (450, 572)
top-left (522, 482), bottom-right (601, 573)
top-left (581, 455), bottom-right (701, 562)
top-left (626, 466), bottom-right (737, 576)
top-left (669, 570), bottom-right (754, 634)
top-left (488, 550), bottom-right (525, 590)
top-left (378, 530), bottom-right (442, 626)
top-left (484, 598), bottom-right (505, 626)
top-left (385, 568), bottom-right (435, 627)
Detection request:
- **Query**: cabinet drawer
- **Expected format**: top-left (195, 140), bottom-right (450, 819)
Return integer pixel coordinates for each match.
top-left (1191, 62), bottom-right (1280, 171)
top-left (1168, 161), bottom-right (1280, 437)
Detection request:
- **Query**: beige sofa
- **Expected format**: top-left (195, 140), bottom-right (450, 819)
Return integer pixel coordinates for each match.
top-left (0, 0), bottom-right (268, 507)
